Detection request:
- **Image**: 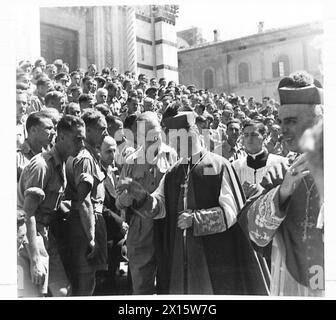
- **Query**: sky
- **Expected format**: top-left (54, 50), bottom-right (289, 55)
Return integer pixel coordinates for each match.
top-left (175, 0), bottom-right (324, 42)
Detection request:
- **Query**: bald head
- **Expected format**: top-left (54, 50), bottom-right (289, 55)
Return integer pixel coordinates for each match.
top-left (131, 111), bottom-right (161, 149)
top-left (134, 111), bottom-right (160, 132)
top-left (100, 136), bottom-right (117, 166)
top-left (143, 97), bottom-right (155, 112)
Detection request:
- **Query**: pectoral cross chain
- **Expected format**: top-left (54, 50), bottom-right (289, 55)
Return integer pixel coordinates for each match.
top-left (300, 215), bottom-right (316, 242)
top-left (181, 178), bottom-right (189, 211)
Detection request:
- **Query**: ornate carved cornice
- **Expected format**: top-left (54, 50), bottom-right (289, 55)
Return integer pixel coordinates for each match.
top-left (151, 5), bottom-right (179, 25)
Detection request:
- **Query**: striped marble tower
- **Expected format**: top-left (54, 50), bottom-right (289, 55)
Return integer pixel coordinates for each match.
top-left (126, 6), bottom-right (137, 74)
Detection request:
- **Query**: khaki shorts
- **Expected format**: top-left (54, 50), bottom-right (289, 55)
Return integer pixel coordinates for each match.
top-left (17, 227), bottom-right (70, 297)
top-left (17, 235), bottom-right (49, 297)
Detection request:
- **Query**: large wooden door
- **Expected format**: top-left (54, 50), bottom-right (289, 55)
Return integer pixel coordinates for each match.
top-left (40, 23), bottom-right (79, 71)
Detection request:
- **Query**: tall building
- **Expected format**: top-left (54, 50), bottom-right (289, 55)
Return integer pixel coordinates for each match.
top-left (178, 21), bottom-right (323, 101)
top-left (18, 5), bottom-right (179, 81)
top-left (177, 27), bottom-right (206, 49)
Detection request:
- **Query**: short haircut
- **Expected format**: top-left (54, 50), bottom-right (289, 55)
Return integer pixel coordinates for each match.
top-left (145, 87), bottom-right (158, 95)
top-left (78, 93), bottom-right (91, 103)
top-left (102, 135), bottom-right (117, 147)
top-left (195, 103), bottom-right (206, 113)
top-left (128, 89), bottom-right (137, 98)
top-left (69, 86), bottom-right (82, 94)
top-left (101, 67), bottom-right (110, 74)
top-left (70, 71), bottom-right (79, 77)
top-left (16, 83), bottom-right (29, 91)
top-left (26, 111), bottom-right (53, 132)
top-left (123, 79), bottom-right (133, 90)
top-left (81, 109), bottom-right (105, 128)
top-left (95, 76), bottom-right (106, 86)
top-left (243, 119), bottom-right (267, 136)
top-left (223, 102), bottom-right (233, 111)
top-left (45, 91), bottom-right (63, 105)
top-left (46, 64), bottom-right (57, 70)
top-left (95, 104), bottom-right (111, 117)
top-left (64, 102), bottom-right (80, 114)
top-left (124, 114), bottom-right (138, 130)
top-left (97, 87), bottom-right (108, 95)
top-left (127, 96), bottom-right (139, 105)
top-left (82, 76), bottom-right (93, 84)
top-left (34, 57), bottom-right (46, 67)
top-left (138, 73), bottom-right (145, 80)
top-left (57, 114), bottom-right (85, 135)
top-left (106, 114), bottom-right (123, 127)
top-left (54, 72), bottom-right (68, 81)
top-left (40, 108), bottom-right (60, 125)
top-left (106, 82), bottom-right (118, 90)
top-left (36, 76), bottom-right (51, 87)
top-left (227, 118), bottom-right (241, 128)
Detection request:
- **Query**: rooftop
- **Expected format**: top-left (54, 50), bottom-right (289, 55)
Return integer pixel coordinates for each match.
top-left (178, 21), bottom-right (323, 53)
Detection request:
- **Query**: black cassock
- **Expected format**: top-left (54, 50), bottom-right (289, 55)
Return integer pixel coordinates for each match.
top-left (152, 151), bottom-right (269, 295)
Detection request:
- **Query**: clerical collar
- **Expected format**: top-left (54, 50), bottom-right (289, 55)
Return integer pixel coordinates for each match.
top-left (247, 149), bottom-right (265, 160)
top-left (246, 149), bottom-right (269, 170)
top-left (181, 148), bottom-right (207, 166)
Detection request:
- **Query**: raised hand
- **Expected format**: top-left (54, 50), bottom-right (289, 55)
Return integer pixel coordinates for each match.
top-left (116, 177), bottom-right (148, 203)
top-left (279, 153), bottom-right (310, 205)
top-left (260, 161), bottom-right (288, 191)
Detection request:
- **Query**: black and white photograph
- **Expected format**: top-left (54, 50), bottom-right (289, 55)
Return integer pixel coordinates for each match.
top-left (3, 0), bottom-right (335, 300)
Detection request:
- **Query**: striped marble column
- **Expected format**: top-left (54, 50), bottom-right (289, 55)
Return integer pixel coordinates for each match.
top-left (93, 7), bottom-right (105, 70)
top-left (126, 6), bottom-right (137, 74)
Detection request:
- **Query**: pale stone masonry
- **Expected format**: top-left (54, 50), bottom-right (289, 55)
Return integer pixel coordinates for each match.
top-left (178, 21), bottom-right (323, 101)
top-left (19, 5), bottom-right (179, 81)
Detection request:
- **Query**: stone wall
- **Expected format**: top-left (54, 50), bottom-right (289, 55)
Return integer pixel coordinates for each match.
top-left (40, 7), bottom-right (88, 69)
top-left (178, 21), bottom-right (323, 101)
top-left (28, 5), bottom-right (179, 79)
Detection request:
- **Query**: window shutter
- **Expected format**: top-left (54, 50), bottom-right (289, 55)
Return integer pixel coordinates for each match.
top-left (238, 62), bottom-right (249, 83)
top-left (272, 62), bottom-right (279, 78)
top-left (284, 57), bottom-right (290, 76)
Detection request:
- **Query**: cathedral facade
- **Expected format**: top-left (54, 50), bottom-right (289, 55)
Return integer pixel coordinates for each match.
top-left (18, 5), bottom-right (179, 81)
